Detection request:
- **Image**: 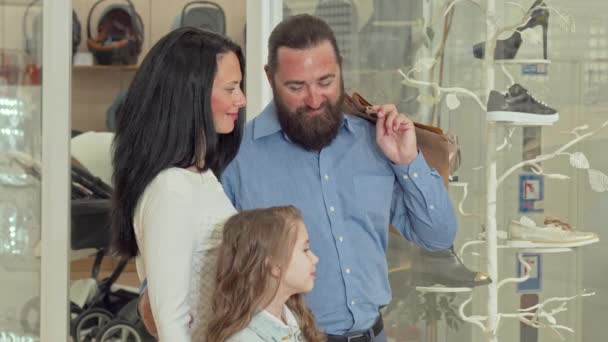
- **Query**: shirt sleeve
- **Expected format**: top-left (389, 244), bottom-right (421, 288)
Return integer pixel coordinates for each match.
top-left (220, 161), bottom-right (240, 209)
top-left (140, 176), bottom-right (196, 341)
top-left (389, 151), bottom-right (457, 251)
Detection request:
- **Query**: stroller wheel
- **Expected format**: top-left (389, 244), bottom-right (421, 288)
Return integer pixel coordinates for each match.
top-left (20, 296), bottom-right (40, 335)
top-left (95, 319), bottom-right (143, 342)
top-left (71, 307), bottom-right (113, 341)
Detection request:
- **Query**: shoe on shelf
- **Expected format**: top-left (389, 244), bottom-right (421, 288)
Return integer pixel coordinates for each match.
top-left (473, 31), bottom-right (523, 60)
top-left (487, 83), bottom-right (558, 124)
top-left (508, 216), bottom-right (599, 247)
top-left (409, 245), bottom-right (491, 288)
top-left (473, 0), bottom-right (549, 60)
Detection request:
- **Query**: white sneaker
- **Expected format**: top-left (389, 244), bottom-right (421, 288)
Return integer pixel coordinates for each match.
top-left (508, 216), bottom-right (599, 247)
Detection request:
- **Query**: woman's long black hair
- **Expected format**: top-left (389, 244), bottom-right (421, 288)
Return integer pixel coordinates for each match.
top-left (111, 27), bottom-right (245, 258)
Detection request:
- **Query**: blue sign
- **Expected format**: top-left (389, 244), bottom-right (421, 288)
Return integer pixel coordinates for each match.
top-left (517, 253), bottom-right (542, 292)
top-left (519, 174), bottom-right (544, 213)
top-left (522, 64), bottom-right (548, 75)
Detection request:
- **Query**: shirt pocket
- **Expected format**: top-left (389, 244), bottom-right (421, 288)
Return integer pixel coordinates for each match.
top-left (353, 175), bottom-right (394, 226)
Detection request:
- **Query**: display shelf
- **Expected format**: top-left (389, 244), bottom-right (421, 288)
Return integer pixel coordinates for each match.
top-left (462, 238), bottom-right (597, 251)
top-left (517, 247), bottom-right (573, 254)
top-left (489, 120), bottom-right (556, 127)
top-left (73, 65), bottom-right (139, 71)
top-left (1, 0), bottom-right (38, 6)
top-left (387, 264), bottom-right (411, 273)
top-left (504, 237), bottom-right (598, 249)
top-left (415, 285), bottom-right (473, 293)
top-left (487, 118), bottom-right (557, 127)
top-left (494, 59), bottom-right (551, 65)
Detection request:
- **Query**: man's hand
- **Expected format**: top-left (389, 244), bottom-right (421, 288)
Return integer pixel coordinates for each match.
top-left (372, 104), bottom-right (418, 165)
top-left (138, 288), bottom-right (158, 338)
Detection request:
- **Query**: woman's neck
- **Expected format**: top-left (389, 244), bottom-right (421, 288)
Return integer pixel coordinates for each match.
top-left (187, 159), bottom-right (205, 172)
top-left (187, 161), bottom-right (205, 173)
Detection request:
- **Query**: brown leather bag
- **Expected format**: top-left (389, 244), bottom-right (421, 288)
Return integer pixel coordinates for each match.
top-left (343, 92), bottom-right (450, 187)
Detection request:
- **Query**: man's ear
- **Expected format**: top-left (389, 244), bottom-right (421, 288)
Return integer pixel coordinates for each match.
top-left (264, 65), bottom-right (273, 87)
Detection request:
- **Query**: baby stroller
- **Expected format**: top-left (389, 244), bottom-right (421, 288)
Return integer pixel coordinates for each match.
top-left (69, 131), bottom-right (153, 341)
top-left (4, 133), bottom-right (152, 341)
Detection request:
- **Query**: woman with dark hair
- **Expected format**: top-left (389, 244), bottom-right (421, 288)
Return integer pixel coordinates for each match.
top-left (110, 27), bottom-right (245, 341)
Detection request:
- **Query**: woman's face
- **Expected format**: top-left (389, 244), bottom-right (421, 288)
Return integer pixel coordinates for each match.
top-left (211, 51), bottom-right (246, 134)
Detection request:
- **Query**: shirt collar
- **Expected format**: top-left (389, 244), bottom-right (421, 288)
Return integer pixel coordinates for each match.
top-left (252, 102), bottom-right (282, 140)
top-left (247, 306), bottom-right (300, 341)
top-left (252, 101), bottom-right (358, 141)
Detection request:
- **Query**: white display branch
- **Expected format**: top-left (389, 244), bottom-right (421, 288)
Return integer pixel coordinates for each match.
top-left (497, 121), bottom-right (608, 187)
top-left (458, 294), bottom-right (487, 333)
top-left (495, 291), bottom-right (596, 340)
top-left (449, 182), bottom-right (479, 218)
top-left (496, 127), bottom-right (516, 152)
top-left (398, 67), bottom-right (487, 112)
top-left (399, 1), bottom-right (590, 341)
top-left (483, 0), bottom-right (499, 340)
top-left (495, 250), bottom-right (595, 340)
top-left (458, 249), bottom-right (595, 340)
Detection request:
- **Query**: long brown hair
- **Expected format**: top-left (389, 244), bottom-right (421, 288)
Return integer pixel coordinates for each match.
top-left (202, 206), bottom-right (325, 341)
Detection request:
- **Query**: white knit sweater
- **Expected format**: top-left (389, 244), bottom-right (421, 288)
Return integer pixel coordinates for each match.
top-left (134, 168), bottom-right (236, 341)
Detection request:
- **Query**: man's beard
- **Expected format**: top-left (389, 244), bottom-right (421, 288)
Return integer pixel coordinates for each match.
top-left (274, 89), bottom-right (345, 152)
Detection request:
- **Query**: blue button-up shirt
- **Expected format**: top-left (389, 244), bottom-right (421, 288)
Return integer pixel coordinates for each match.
top-left (221, 102), bottom-right (457, 335)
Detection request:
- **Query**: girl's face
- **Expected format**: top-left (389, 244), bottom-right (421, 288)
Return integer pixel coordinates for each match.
top-left (282, 220), bottom-right (319, 295)
top-left (211, 51), bottom-right (246, 134)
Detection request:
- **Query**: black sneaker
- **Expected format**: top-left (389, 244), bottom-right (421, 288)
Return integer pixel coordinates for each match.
top-left (409, 245), bottom-right (492, 288)
top-left (487, 83), bottom-right (558, 124)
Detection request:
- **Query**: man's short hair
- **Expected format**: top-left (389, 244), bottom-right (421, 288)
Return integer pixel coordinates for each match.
top-left (267, 14), bottom-right (342, 76)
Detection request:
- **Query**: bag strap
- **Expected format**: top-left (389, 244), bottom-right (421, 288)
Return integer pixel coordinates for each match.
top-left (345, 91), bottom-right (446, 135)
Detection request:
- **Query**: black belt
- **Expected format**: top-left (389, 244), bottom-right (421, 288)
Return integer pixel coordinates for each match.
top-left (326, 315), bottom-right (384, 342)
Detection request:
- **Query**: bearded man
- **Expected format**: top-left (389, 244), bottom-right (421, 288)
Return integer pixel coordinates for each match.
top-left (220, 14), bottom-right (457, 342)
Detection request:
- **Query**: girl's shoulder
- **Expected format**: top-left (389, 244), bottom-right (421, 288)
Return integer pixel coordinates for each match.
top-left (226, 309), bottom-right (304, 342)
top-left (226, 328), bottom-right (267, 342)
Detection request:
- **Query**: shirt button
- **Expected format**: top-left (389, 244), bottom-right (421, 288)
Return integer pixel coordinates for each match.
top-left (351, 300), bottom-right (356, 305)
top-left (413, 172), bottom-right (419, 178)
top-left (345, 268), bottom-right (351, 274)
top-left (430, 204), bottom-right (435, 210)
top-left (329, 206), bottom-right (335, 212)
top-left (324, 174), bottom-right (329, 180)
top-left (402, 174), bottom-right (409, 180)
top-left (339, 236), bottom-right (344, 242)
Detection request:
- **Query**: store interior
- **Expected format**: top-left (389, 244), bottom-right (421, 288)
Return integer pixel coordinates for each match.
top-left (1, 0), bottom-right (608, 341)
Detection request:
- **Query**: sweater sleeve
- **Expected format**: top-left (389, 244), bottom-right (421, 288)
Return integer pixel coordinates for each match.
top-left (139, 175), bottom-right (196, 341)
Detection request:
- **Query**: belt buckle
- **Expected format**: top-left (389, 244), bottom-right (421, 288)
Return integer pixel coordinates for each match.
top-left (346, 332), bottom-right (369, 342)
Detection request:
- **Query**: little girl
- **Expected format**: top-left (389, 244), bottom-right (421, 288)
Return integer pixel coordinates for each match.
top-left (201, 206), bottom-right (325, 342)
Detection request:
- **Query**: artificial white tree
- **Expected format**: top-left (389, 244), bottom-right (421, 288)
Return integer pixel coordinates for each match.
top-left (397, 1), bottom-right (605, 341)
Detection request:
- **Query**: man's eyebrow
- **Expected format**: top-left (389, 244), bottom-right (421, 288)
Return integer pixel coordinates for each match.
top-left (284, 74), bottom-right (335, 86)
top-left (284, 80), bottom-right (306, 86)
top-left (319, 74), bottom-right (335, 81)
